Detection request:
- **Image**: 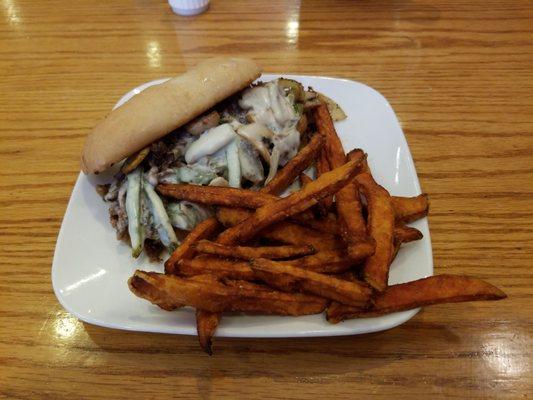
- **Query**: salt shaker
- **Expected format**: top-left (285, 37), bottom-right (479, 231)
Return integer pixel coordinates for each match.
top-left (168, 0), bottom-right (210, 16)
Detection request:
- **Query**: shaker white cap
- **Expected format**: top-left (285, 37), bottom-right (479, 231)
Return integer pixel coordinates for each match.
top-left (168, 0), bottom-right (210, 16)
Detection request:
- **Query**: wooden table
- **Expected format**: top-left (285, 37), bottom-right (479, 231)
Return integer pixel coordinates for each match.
top-left (1, 0), bottom-right (531, 398)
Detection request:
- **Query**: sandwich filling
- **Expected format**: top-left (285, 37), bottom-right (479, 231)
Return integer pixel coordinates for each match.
top-left (98, 78), bottom-right (322, 260)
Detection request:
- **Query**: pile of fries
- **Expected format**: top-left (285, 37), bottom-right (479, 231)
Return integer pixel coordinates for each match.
top-left (129, 103), bottom-right (506, 354)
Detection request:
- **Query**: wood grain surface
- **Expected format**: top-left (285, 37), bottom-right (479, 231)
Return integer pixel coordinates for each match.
top-left (1, 0), bottom-right (532, 398)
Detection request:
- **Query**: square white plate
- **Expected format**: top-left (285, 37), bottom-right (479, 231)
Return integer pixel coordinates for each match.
top-left (52, 74), bottom-right (433, 338)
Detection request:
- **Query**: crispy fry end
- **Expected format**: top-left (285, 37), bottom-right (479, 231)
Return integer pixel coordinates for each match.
top-left (196, 310), bottom-right (220, 356)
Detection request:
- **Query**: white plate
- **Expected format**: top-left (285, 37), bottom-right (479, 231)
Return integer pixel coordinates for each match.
top-left (52, 74), bottom-right (433, 338)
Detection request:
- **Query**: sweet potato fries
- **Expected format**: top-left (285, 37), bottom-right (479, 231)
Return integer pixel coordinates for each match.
top-left (128, 101), bottom-right (506, 355)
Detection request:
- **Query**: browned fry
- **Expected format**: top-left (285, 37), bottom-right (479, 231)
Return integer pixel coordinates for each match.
top-left (326, 301), bottom-right (354, 322)
top-left (194, 240), bottom-right (315, 260)
top-left (261, 133), bottom-right (324, 195)
top-left (129, 270), bottom-right (227, 311)
top-left (336, 179), bottom-right (366, 239)
top-left (217, 155), bottom-right (364, 245)
top-left (336, 179), bottom-right (376, 261)
top-left (196, 309), bottom-right (220, 356)
top-left (178, 255), bottom-right (255, 281)
top-left (128, 272), bottom-right (183, 311)
top-left (316, 147), bottom-right (333, 212)
top-left (326, 274), bottom-right (507, 323)
top-left (316, 145), bottom-right (331, 175)
top-left (129, 270), bottom-right (327, 316)
top-left (390, 224), bottom-right (422, 265)
top-left (394, 225), bottom-right (423, 243)
top-left (391, 194), bottom-right (429, 223)
top-left (356, 172), bottom-right (395, 292)
top-left (315, 104), bottom-right (374, 262)
top-left (164, 217), bottom-right (219, 274)
top-left (316, 147), bottom-right (333, 213)
top-left (390, 240), bottom-right (402, 264)
top-left (347, 149), bottom-right (370, 174)
top-left (216, 208), bottom-right (343, 250)
top-left (251, 258), bottom-right (372, 307)
top-left (314, 103), bottom-right (346, 169)
top-left (157, 184), bottom-right (270, 208)
top-left (300, 173), bottom-right (331, 220)
top-left (278, 248), bottom-right (354, 274)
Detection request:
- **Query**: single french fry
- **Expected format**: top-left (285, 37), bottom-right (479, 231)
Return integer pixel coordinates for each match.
top-left (315, 105), bottom-right (374, 261)
top-left (278, 249), bottom-right (354, 274)
top-left (182, 274), bottom-right (223, 354)
top-left (336, 179), bottom-right (376, 261)
top-left (314, 103), bottom-right (346, 169)
top-left (298, 174), bottom-right (321, 219)
top-left (216, 208), bottom-right (344, 250)
top-left (165, 217), bottom-right (219, 274)
top-left (194, 240), bottom-right (316, 260)
top-left (356, 172), bottom-right (395, 292)
top-left (129, 270), bottom-right (228, 312)
top-left (300, 173), bottom-right (332, 220)
top-left (127, 271), bottom-right (183, 311)
top-left (129, 270), bottom-right (327, 316)
top-left (316, 143), bottom-right (332, 175)
top-left (390, 240), bottom-right (402, 264)
top-left (178, 255), bottom-right (256, 281)
top-left (347, 149), bottom-right (370, 174)
top-left (326, 274), bottom-right (507, 323)
top-left (157, 184), bottom-right (269, 208)
top-left (196, 309), bottom-right (220, 356)
top-left (261, 133), bottom-right (324, 195)
top-left (391, 194), bottom-right (429, 223)
top-left (217, 155), bottom-right (364, 245)
top-left (394, 225), bottom-right (423, 243)
top-left (251, 258), bottom-right (372, 307)
top-left (316, 147), bottom-right (333, 212)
